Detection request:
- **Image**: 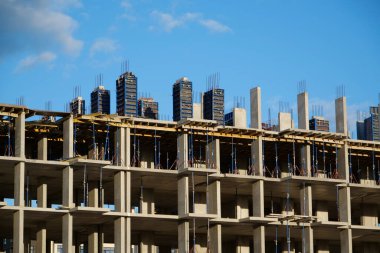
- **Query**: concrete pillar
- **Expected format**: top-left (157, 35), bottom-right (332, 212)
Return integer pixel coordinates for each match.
top-left (335, 96), bottom-right (348, 136)
top-left (236, 196), bottom-right (249, 219)
top-left (88, 186), bottom-right (98, 208)
top-left (208, 180), bottom-right (221, 216)
top-left (114, 171), bottom-right (125, 212)
top-left (340, 229), bottom-right (352, 253)
top-left (278, 112), bottom-right (293, 131)
top-left (125, 127), bottom-right (131, 167)
top-left (140, 188), bottom-right (155, 214)
top-left (36, 223), bottom-right (47, 253)
top-left (209, 224), bottom-right (221, 253)
top-left (88, 226), bottom-right (98, 253)
top-left (13, 210), bottom-right (24, 253)
top-left (304, 227), bottom-right (314, 253)
top-left (251, 137), bottom-right (263, 176)
top-left (15, 112), bottom-right (25, 158)
top-left (338, 187), bottom-right (351, 223)
top-left (206, 138), bottom-right (220, 171)
top-left (178, 176), bottom-right (189, 216)
top-left (300, 185), bottom-right (312, 216)
top-left (178, 133), bottom-right (188, 170)
top-left (125, 217), bottom-right (131, 253)
top-left (233, 108), bottom-right (247, 128)
top-left (38, 137), bottom-right (48, 160)
top-left (193, 103), bottom-right (203, 120)
top-left (140, 233), bottom-right (157, 253)
top-left (114, 217), bottom-right (125, 253)
top-left (252, 180), bottom-right (264, 217)
top-left (62, 213), bottom-right (74, 253)
top-left (316, 240), bottom-right (330, 253)
top-left (97, 225), bottom-right (104, 253)
top-left (37, 183), bottom-right (47, 208)
top-left (63, 115), bottom-right (73, 159)
top-left (300, 145), bottom-right (311, 176)
top-left (14, 162), bottom-right (25, 206)
top-left (125, 171), bottom-right (131, 213)
top-left (236, 236), bottom-right (249, 253)
top-left (114, 127), bottom-right (126, 166)
top-left (250, 87), bottom-right (262, 129)
top-left (360, 204), bottom-right (378, 227)
top-left (178, 221), bottom-right (189, 253)
top-left (297, 92), bottom-right (309, 130)
top-left (316, 201), bottom-right (329, 221)
top-left (253, 226), bottom-right (265, 253)
top-left (337, 143), bottom-right (349, 180)
top-left (62, 166), bottom-right (74, 208)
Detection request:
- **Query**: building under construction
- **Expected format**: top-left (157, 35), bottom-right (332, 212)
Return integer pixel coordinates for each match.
top-left (138, 97), bottom-right (158, 120)
top-left (0, 87), bottom-right (379, 253)
top-left (116, 72), bottom-right (138, 117)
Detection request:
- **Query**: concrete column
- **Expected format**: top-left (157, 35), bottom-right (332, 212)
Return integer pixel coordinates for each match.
top-left (278, 112), bottom-right (293, 131)
top-left (178, 176), bottom-right (189, 216)
top-left (209, 224), bottom-right (221, 253)
top-left (297, 92), bottom-right (309, 130)
top-left (140, 188), bottom-right (155, 214)
top-left (125, 217), bottom-right (131, 253)
top-left (252, 180), bottom-right (264, 217)
top-left (140, 233), bottom-right (157, 253)
top-left (125, 171), bottom-right (131, 213)
top-left (316, 240), bottom-right (330, 253)
top-left (206, 138), bottom-right (220, 171)
top-left (97, 225), bottom-right (104, 253)
top-left (340, 229), bottom-right (352, 253)
top-left (125, 127), bottom-right (131, 167)
top-left (253, 226), bottom-right (265, 253)
top-left (36, 223), bottom-right (47, 253)
top-left (13, 210), bottom-right (24, 253)
top-left (300, 185), bottom-right (312, 216)
top-left (15, 112), bottom-right (25, 158)
top-left (300, 145), bottom-right (311, 176)
top-left (236, 236), bottom-right (249, 253)
top-left (304, 227), bottom-right (314, 253)
top-left (88, 186), bottom-right (98, 208)
top-left (88, 226), bottom-right (98, 253)
top-left (335, 96), bottom-right (348, 136)
top-left (338, 187), bottom-right (351, 223)
top-left (62, 213), bottom-right (73, 253)
top-left (337, 143), bottom-right (349, 180)
top-left (178, 221), bottom-right (189, 253)
top-left (62, 166), bottom-right (74, 208)
top-left (208, 180), bottom-right (221, 216)
top-left (14, 162), bottom-right (25, 206)
top-left (63, 115), bottom-right (73, 159)
top-left (233, 108), bottom-right (247, 128)
top-left (114, 171), bottom-right (125, 212)
top-left (177, 133), bottom-right (188, 170)
top-left (38, 137), bottom-right (48, 160)
top-left (114, 217), bottom-right (125, 253)
top-left (114, 127), bottom-right (126, 166)
top-left (236, 196), bottom-right (249, 219)
top-left (37, 183), bottom-right (47, 208)
top-left (251, 137), bottom-right (263, 176)
top-left (250, 87), bottom-right (262, 129)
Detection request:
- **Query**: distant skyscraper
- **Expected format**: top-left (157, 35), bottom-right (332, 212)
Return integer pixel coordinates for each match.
top-left (203, 88), bottom-right (224, 125)
top-left (138, 97), bottom-right (159, 119)
top-left (357, 104), bottom-right (380, 141)
top-left (309, 116), bottom-right (330, 132)
top-left (172, 77), bottom-right (193, 121)
top-left (116, 71), bottom-right (137, 116)
top-left (70, 96), bottom-right (85, 116)
top-left (91, 85), bottom-right (110, 114)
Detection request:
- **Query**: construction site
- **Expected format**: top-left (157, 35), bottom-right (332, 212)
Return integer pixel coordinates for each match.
top-left (0, 87), bottom-right (380, 253)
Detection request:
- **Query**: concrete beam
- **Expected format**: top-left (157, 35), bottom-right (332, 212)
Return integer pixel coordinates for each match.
top-left (252, 180), bottom-right (264, 217)
top-left (14, 162), bottom-right (25, 206)
top-left (178, 221), bottom-right (189, 253)
top-left (253, 226), bottom-right (265, 253)
top-left (38, 137), bottom-right (48, 160)
top-left (335, 97), bottom-right (348, 135)
top-left (15, 112), bottom-right (25, 158)
top-left (250, 87), bottom-right (262, 129)
top-left (251, 137), bottom-right (263, 176)
top-left (13, 210), bottom-right (24, 253)
top-left (63, 115), bottom-right (73, 159)
top-left (37, 183), bottom-right (47, 208)
top-left (297, 92), bottom-right (309, 130)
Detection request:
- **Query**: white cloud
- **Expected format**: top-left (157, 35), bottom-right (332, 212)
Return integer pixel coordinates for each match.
top-left (120, 0), bottom-right (136, 21)
top-left (0, 0), bottom-right (83, 59)
top-left (199, 19), bottom-right (232, 33)
top-left (90, 38), bottom-right (118, 57)
top-left (15, 51), bottom-right (57, 72)
top-left (150, 11), bottom-right (230, 33)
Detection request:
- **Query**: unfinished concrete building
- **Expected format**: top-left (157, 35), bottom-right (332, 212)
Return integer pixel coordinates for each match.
top-left (0, 86), bottom-right (379, 253)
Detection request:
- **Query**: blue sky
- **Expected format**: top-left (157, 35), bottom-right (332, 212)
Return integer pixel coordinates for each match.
top-left (0, 0), bottom-right (379, 137)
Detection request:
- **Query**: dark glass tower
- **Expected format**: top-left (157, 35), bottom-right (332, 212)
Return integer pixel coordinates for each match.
top-left (91, 85), bottom-right (110, 114)
top-left (138, 97), bottom-right (159, 119)
top-left (172, 77), bottom-right (193, 121)
top-left (203, 88), bottom-right (224, 125)
top-left (116, 71), bottom-right (137, 116)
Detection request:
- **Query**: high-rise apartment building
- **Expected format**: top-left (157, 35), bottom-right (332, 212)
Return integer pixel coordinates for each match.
top-left (70, 96), bottom-right (85, 116)
top-left (116, 71), bottom-right (137, 116)
top-left (138, 97), bottom-right (159, 119)
top-left (357, 104), bottom-right (380, 141)
top-left (203, 88), bottom-right (224, 125)
top-left (91, 85), bottom-right (110, 114)
top-left (309, 116), bottom-right (330, 132)
top-left (172, 77), bottom-right (193, 121)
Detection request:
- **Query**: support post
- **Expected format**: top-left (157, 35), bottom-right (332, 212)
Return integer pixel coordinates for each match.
top-left (63, 115), bottom-right (73, 159)
top-left (208, 180), bottom-right (221, 216)
top-left (62, 213), bottom-right (73, 253)
top-left (338, 187), bottom-right (351, 224)
top-left (88, 226), bottom-right (98, 253)
top-left (37, 183), bottom-right (47, 208)
top-left (36, 223), bottom-right (47, 253)
top-left (252, 180), bottom-right (264, 217)
top-left (250, 87), bottom-right (262, 129)
top-left (335, 96), bottom-right (348, 136)
top-left (15, 112), bottom-right (25, 158)
top-left (114, 171), bottom-right (125, 212)
top-left (38, 136), bottom-right (48, 160)
top-left (140, 188), bottom-right (155, 214)
top-left (13, 210), bottom-right (24, 253)
top-left (14, 162), bottom-right (25, 207)
top-left (206, 138), bottom-right (220, 171)
top-left (209, 224), bottom-right (221, 253)
top-left (114, 217), bottom-right (126, 253)
top-left (251, 137), bottom-right (263, 176)
top-left (340, 229), bottom-right (352, 253)
top-left (114, 127), bottom-right (126, 166)
top-left (178, 221), bottom-right (189, 253)
top-left (177, 133), bottom-right (188, 171)
top-left (253, 226), bottom-right (265, 253)
top-left (178, 176), bottom-right (189, 216)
